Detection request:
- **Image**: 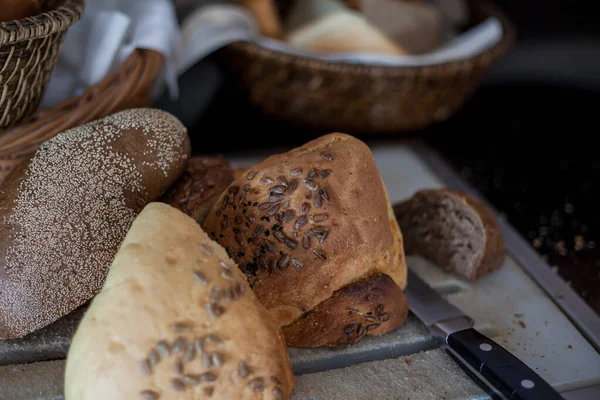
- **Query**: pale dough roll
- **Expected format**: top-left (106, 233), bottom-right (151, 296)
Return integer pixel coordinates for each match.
top-left (65, 202), bottom-right (294, 400)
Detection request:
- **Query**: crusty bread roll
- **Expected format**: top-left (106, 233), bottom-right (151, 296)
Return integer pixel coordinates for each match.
top-left (238, 0), bottom-right (283, 39)
top-left (65, 202), bottom-right (294, 400)
top-left (0, 0), bottom-right (40, 22)
top-left (283, 273), bottom-right (408, 347)
top-left (161, 156), bottom-right (235, 224)
top-left (0, 108), bottom-right (190, 340)
top-left (433, 0), bottom-right (470, 28)
top-left (394, 189), bottom-right (505, 280)
top-left (233, 167), bottom-right (249, 180)
top-left (348, 0), bottom-right (443, 54)
top-left (284, 0), bottom-right (408, 55)
top-left (203, 133), bottom-right (408, 347)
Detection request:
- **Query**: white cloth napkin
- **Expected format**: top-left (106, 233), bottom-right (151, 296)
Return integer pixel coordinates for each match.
top-left (40, 0), bottom-right (180, 109)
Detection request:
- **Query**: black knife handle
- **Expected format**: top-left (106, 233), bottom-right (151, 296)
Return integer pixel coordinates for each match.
top-left (446, 328), bottom-right (564, 400)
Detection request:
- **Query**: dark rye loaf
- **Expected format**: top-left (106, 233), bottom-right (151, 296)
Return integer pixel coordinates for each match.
top-left (0, 108), bottom-right (190, 339)
top-left (394, 189), bottom-right (505, 280)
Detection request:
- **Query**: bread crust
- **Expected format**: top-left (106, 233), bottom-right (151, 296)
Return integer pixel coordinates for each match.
top-left (286, 11), bottom-right (408, 55)
top-left (203, 133), bottom-right (407, 346)
top-left (65, 203), bottom-right (294, 400)
top-left (233, 167), bottom-right (249, 180)
top-left (394, 189), bottom-right (504, 280)
top-left (0, 109), bottom-right (190, 339)
top-left (161, 156), bottom-right (235, 224)
top-left (238, 0), bottom-right (283, 38)
top-left (283, 273), bottom-right (408, 347)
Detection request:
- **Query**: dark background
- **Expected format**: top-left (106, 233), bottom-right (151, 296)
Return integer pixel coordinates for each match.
top-left (162, 0), bottom-right (600, 314)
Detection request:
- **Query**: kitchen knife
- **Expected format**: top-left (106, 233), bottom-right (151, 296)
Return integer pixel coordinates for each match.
top-left (405, 268), bottom-right (564, 400)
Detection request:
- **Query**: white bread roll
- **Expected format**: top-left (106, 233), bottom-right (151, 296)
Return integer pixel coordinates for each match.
top-left (65, 202), bottom-right (294, 400)
top-left (284, 0), bottom-right (408, 55)
top-left (283, 0), bottom-right (346, 35)
top-left (354, 0), bottom-right (444, 54)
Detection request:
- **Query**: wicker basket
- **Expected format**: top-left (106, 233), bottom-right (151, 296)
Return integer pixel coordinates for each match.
top-left (224, 0), bottom-right (516, 134)
top-left (0, 49), bottom-right (164, 184)
top-left (0, 0), bottom-right (85, 130)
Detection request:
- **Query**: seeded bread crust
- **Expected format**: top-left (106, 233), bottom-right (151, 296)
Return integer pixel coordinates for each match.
top-left (65, 203), bottom-right (294, 400)
top-left (233, 167), bottom-right (249, 180)
top-left (0, 108), bottom-right (190, 340)
top-left (283, 273), bottom-right (408, 347)
top-left (394, 189), bottom-right (505, 280)
top-left (203, 133), bottom-right (407, 347)
top-left (161, 156), bottom-right (235, 224)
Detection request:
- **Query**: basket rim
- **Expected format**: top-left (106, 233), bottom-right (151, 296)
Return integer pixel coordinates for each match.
top-left (0, 49), bottom-right (164, 154)
top-left (227, 0), bottom-right (516, 77)
top-left (0, 0), bottom-right (85, 45)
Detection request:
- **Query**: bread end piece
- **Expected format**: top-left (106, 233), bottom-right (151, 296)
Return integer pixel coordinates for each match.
top-left (394, 189), bottom-right (504, 280)
top-left (283, 274), bottom-right (408, 347)
top-left (202, 132), bottom-right (407, 348)
top-left (232, 167), bottom-right (249, 180)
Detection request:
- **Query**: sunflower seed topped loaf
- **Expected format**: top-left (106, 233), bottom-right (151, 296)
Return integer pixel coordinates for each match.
top-left (394, 189), bottom-right (505, 280)
top-left (203, 133), bottom-right (408, 347)
top-left (65, 202), bottom-right (294, 400)
top-left (0, 108), bottom-right (190, 340)
top-left (161, 156), bottom-right (235, 224)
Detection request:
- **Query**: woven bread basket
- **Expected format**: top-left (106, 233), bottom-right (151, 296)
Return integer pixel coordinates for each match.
top-left (224, 0), bottom-right (515, 134)
top-left (0, 49), bottom-right (164, 185)
top-left (0, 0), bottom-right (85, 130)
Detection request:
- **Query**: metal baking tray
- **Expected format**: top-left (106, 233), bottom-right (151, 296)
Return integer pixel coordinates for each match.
top-left (1, 139), bottom-right (599, 399)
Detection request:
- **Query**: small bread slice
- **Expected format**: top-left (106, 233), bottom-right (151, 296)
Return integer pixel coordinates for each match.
top-left (394, 189), bottom-right (504, 280)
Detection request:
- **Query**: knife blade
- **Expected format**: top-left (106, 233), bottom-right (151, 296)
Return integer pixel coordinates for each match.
top-left (405, 268), bottom-right (564, 400)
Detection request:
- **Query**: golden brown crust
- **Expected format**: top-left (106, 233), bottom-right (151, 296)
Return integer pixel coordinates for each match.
top-left (161, 156), bottom-right (235, 224)
top-left (238, 0), bottom-right (283, 39)
top-left (283, 274), bottom-right (408, 347)
top-left (394, 189), bottom-right (504, 280)
top-left (203, 133), bottom-right (407, 346)
top-left (65, 203), bottom-right (294, 400)
top-left (233, 167), bottom-right (249, 180)
top-left (0, 109), bottom-right (190, 339)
